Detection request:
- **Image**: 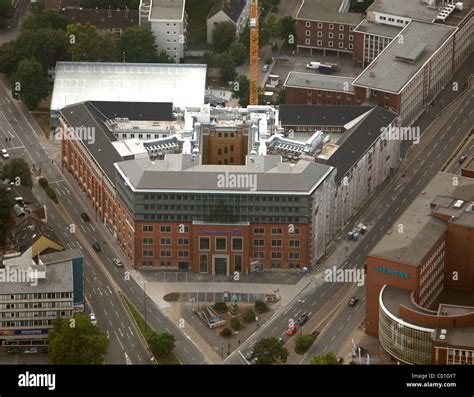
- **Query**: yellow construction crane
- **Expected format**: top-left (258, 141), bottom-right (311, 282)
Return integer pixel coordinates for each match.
top-left (249, 0), bottom-right (259, 105)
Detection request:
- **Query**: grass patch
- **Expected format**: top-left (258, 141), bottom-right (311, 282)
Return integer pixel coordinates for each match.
top-left (185, 0), bottom-right (214, 44)
top-left (120, 292), bottom-right (180, 365)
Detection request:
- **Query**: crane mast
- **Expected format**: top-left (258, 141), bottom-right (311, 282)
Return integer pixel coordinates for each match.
top-left (249, 0), bottom-right (259, 105)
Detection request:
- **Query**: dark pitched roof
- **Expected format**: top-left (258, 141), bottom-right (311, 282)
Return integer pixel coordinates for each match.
top-left (13, 217), bottom-right (63, 254)
top-left (62, 8), bottom-right (139, 30)
top-left (316, 107), bottom-right (398, 183)
top-left (60, 101), bottom-right (122, 184)
top-left (45, 0), bottom-right (79, 9)
top-left (90, 101), bottom-right (173, 121)
top-left (279, 104), bottom-right (373, 127)
top-left (207, 0), bottom-right (247, 23)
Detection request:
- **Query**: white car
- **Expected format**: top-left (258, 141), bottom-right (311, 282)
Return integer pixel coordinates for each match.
top-left (24, 347), bottom-right (38, 354)
top-left (262, 64), bottom-right (269, 72)
top-left (113, 258), bottom-right (123, 267)
top-left (89, 313), bottom-right (97, 325)
top-left (1, 149), bottom-right (10, 159)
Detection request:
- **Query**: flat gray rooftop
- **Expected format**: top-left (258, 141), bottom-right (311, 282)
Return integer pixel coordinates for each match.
top-left (367, 0), bottom-right (439, 22)
top-left (285, 72), bottom-right (355, 93)
top-left (0, 261), bottom-right (73, 294)
top-left (150, 0), bottom-right (184, 21)
top-left (353, 21), bottom-right (455, 93)
top-left (370, 172), bottom-right (474, 266)
top-left (296, 0), bottom-right (363, 24)
top-left (115, 154), bottom-right (335, 194)
top-left (354, 19), bottom-right (402, 38)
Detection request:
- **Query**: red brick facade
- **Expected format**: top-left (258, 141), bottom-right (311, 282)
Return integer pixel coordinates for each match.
top-left (285, 85), bottom-right (365, 105)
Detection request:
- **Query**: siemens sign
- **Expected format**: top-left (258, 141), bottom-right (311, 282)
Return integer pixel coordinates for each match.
top-left (375, 266), bottom-right (409, 279)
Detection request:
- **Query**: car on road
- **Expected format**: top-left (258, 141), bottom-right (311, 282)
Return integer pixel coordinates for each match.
top-left (262, 64), bottom-right (269, 72)
top-left (286, 325), bottom-right (298, 336)
top-left (458, 155), bottom-right (468, 164)
top-left (244, 350), bottom-right (255, 361)
top-left (296, 313), bottom-right (309, 326)
top-left (113, 258), bottom-right (123, 267)
top-left (1, 149), bottom-right (10, 159)
top-left (92, 242), bottom-right (101, 252)
top-left (348, 297), bottom-right (359, 307)
top-left (7, 347), bottom-right (21, 355)
top-left (80, 212), bottom-right (90, 221)
top-left (277, 337), bottom-right (284, 345)
top-left (24, 347), bottom-right (38, 354)
top-left (89, 313), bottom-right (97, 325)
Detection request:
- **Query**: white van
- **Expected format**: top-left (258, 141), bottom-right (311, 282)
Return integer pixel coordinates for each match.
top-left (306, 61), bottom-right (320, 70)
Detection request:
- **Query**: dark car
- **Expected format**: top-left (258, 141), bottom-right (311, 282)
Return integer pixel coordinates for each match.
top-left (244, 350), bottom-right (255, 361)
top-left (7, 347), bottom-right (21, 355)
top-left (458, 155), bottom-right (468, 164)
top-left (92, 242), bottom-right (101, 252)
top-left (348, 297), bottom-right (359, 307)
top-left (296, 313), bottom-right (309, 326)
top-left (80, 213), bottom-right (90, 222)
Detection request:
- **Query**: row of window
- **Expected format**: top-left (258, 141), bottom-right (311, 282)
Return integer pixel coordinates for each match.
top-left (305, 39), bottom-right (354, 50)
top-left (0, 293), bottom-right (72, 302)
top-left (379, 16), bottom-right (409, 24)
top-left (142, 225), bottom-right (301, 234)
top-left (253, 239), bottom-right (300, 247)
top-left (141, 194), bottom-right (301, 202)
top-left (305, 21), bottom-right (354, 31)
top-left (306, 31), bottom-right (354, 41)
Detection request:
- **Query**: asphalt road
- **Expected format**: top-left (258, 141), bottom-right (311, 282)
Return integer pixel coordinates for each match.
top-left (226, 84), bottom-right (474, 364)
top-left (0, 80), bottom-right (206, 364)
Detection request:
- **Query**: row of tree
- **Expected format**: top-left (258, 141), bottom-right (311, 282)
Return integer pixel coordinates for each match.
top-left (0, 7), bottom-right (172, 109)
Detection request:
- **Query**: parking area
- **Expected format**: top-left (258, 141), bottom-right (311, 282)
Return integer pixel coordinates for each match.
top-left (267, 52), bottom-right (363, 92)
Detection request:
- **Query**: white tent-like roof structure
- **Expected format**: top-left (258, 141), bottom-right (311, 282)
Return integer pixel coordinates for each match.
top-left (51, 62), bottom-right (207, 111)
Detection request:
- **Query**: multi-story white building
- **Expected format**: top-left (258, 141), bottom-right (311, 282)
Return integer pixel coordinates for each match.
top-left (139, 0), bottom-right (187, 62)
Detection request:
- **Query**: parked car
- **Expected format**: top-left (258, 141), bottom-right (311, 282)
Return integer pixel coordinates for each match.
top-left (113, 258), bottom-right (123, 267)
top-left (348, 297), bottom-right (359, 307)
top-left (89, 313), bottom-right (97, 325)
top-left (261, 64), bottom-right (269, 72)
top-left (80, 212), bottom-right (90, 221)
top-left (7, 347), bottom-right (21, 355)
top-left (1, 148), bottom-right (10, 159)
top-left (459, 155), bottom-right (468, 164)
top-left (244, 350), bottom-right (255, 361)
top-left (296, 313), bottom-right (309, 326)
top-left (277, 337), bottom-right (284, 345)
top-left (24, 347), bottom-right (38, 354)
top-left (92, 242), bottom-right (101, 252)
top-left (286, 325), bottom-right (298, 336)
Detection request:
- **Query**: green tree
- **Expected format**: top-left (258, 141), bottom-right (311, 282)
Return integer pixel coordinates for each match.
top-left (97, 32), bottom-right (121, 62)
top-left (21, 9), bottom-right (71, 32)
top-left (310, 351), bottom-right (341, 364)
top-left (242, 308), bottom-right (256, 323)
top-left (157, 49), bottom-right (174, 63)
top-left (119, 26), bottom-right (159, 63)
top-left (255, 299), bottom-right (269, 313)
top-left (1, 158), bottom-right (33, 188)
top-left (263, 12), bottom-right (280, 43)
top-left (294, 333), bottom-right (316, 355)
top-left (212, 21), bottom-right (236, 52)
top-left (254, 337), bottom-right (289, 364)
top-left (11, 58), bottom-right (49, 109)
top-left (0, 0), bottom-right (14, 28)
top-left (279, 16), bottom-right (296, 49)
top-left (48, 313), bottom-right (109, 364)
top-left (0, 188), bottom-right (13, 245)
top-left (66, 23), bottom-right (104, 61)
top-left (0, 42), bottom-right (20, 77)
top-left (231, 74), bottom-right (250, 107)
top-left (230, 317), bottom-right (242, 331)
top-left (229, 42), bottom-right (245, 65)
top-left (16, 28), bottom-right (69, 71)
top-left (148, 332), bottom-right (176, 357)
